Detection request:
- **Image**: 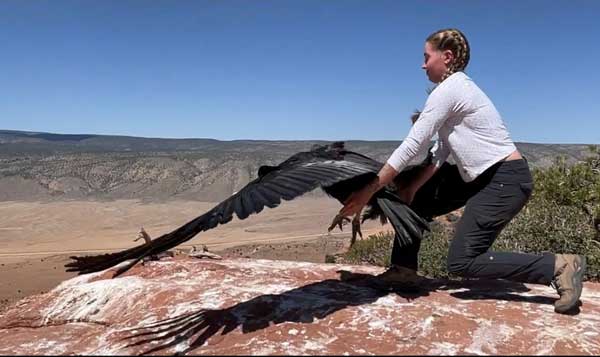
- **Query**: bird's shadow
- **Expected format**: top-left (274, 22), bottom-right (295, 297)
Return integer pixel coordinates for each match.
top-left (118, 271), bottom-right (563, 355)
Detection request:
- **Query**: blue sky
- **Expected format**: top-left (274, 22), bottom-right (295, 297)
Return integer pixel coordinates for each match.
top-left (1, 1), bottom-right (599, 143)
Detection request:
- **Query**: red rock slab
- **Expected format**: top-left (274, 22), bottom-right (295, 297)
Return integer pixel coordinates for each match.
top-left (0, 256), bottom-right (599, 355)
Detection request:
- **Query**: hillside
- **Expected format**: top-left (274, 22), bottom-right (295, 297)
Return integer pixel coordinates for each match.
top-left (0, 129), bottom-right (595, 202)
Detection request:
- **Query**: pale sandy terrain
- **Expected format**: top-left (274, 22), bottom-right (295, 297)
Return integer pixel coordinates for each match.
top-left (0, 197), bottom-right (391, 259)
top-left (0, 197), bottom-right (393, 312)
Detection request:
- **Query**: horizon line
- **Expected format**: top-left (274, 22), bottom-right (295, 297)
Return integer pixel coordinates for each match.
top-left (1, 128), bottom-right (597, 146)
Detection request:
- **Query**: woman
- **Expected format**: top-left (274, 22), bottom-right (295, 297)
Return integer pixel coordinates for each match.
top-left (339, 28), bottom-right (586, 314)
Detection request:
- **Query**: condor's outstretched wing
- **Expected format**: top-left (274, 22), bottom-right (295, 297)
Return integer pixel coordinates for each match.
top-left (65, 143), bottom-right (385, 276)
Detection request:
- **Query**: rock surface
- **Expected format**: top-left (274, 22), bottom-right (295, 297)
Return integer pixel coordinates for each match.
top-left (0, 256), bottom-right (599, 355)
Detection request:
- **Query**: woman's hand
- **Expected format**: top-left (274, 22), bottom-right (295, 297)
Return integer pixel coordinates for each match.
top-left (338, 181), bottom-right (378, 218)
top-left (338, 163), bottom-right (402, 219)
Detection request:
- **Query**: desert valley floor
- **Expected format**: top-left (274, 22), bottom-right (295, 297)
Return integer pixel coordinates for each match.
top-left (0, 197), bottom-right (392, 311)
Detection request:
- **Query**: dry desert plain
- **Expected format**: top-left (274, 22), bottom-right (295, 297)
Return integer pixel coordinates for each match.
top-left (0, 196), bottom-right (393, 312)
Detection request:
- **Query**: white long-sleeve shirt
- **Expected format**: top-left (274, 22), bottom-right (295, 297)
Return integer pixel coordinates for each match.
top-left (387, 71), bottom-right (517, 182)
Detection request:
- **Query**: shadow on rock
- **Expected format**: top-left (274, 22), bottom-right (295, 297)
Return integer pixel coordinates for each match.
top-left (119, 272), bottom-right (568, 354)
top-left (118, 270), bottom-right (432, 354)
top-left (446, 278), bottom-right (557, 305)
top-left (444, 278), bottom-right (581, 315)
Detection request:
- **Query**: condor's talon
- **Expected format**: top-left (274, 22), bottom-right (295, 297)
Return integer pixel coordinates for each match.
top-left (328, 213), bottom-right (351, 232)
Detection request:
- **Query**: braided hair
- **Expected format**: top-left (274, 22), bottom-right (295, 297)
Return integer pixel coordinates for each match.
top-left (426, 28), bottom-right (470, 82)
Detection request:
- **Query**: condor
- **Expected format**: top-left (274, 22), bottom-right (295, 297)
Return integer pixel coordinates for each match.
top-left (66, 141), bottom-right (470, 277)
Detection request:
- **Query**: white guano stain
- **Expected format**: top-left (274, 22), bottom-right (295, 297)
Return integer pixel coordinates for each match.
top-left (464, 321), bottom-right (515, 355)
top-left (41, 276), bottom-right (147, 325)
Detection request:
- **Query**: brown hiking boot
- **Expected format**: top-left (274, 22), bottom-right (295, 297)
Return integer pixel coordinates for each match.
top-left (551, 254), bottom-right (586, 313)
top-left (371, 265), bottom-right (425, 290)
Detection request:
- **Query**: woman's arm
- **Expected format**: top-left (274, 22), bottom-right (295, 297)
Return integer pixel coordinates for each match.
top-left (338, 80), bottom-right (460, 217)
top-left (338, 161), bottom-right (440, 217)
top-left (372, 161), bottom-right (440, 202)
top-left (396, 163), bottom-right (439, 204)
top-left (386, 86), bottom-right (457, 174)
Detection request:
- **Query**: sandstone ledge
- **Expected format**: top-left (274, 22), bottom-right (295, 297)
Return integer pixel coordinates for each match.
top-left (0, 256), bottom-right (599, 355)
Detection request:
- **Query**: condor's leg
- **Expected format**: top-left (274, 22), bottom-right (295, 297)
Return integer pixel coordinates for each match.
top-left (328, 212), bottom-right (362, 248)
top-left (350, 213), bottom-right (363, 247)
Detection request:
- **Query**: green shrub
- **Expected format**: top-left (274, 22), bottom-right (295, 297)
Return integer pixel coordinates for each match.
top-left (495, 196), bottom-right (600, 280)
top-left (340, 146), bottom-right (600, 282)
top-left (340, 222), bottom-right (454, 279)
top-left (341, 231), bottom-right (393, 267)
top-left (417, 222), bottom-right (453, 279)
top-left (532, 145), bottom-right (600, 219)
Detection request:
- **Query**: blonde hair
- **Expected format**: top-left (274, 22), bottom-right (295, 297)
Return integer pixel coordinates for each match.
top-left (426, 28), bottom-right (470, 82)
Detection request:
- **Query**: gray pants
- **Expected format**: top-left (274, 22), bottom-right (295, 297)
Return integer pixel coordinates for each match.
top-left (393, 159), bottom-right (555, 285)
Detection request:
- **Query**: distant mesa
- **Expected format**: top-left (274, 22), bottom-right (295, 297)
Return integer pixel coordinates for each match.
top-left (0, 130), bottom-right (97, 142)
top-left (0, 129), bottom-right (595, 202)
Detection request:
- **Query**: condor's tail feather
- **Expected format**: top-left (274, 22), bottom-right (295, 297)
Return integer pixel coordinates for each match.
top-left (376, 193), bottom-right (430, 247)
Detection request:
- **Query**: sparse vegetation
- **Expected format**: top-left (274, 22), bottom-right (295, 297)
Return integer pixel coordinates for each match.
top-left (340, 146), bottom-right (600, 282)
top-left (339, 231), bottom-right (394, 267)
